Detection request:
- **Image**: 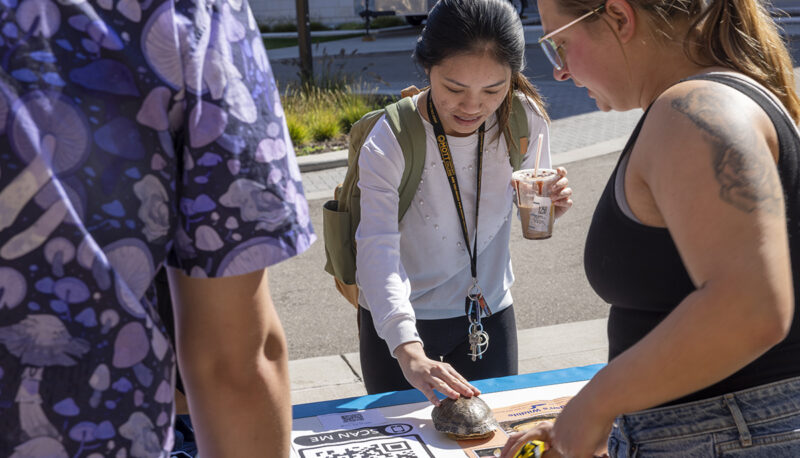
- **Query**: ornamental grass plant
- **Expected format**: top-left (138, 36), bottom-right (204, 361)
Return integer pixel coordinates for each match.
top-left (281, 81), bottom-right (393, 155)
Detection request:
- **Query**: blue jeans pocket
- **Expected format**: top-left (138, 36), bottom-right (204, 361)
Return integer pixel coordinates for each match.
top-left (716, 419), bottom-right (800, 457)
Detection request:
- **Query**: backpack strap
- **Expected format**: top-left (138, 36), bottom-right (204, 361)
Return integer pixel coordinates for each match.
top-left (383, 96), bottom-right (426, 221)
top-left (507, 95), bottom-right (531, 171)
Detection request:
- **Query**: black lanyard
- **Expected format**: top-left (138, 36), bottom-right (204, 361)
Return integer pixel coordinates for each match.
top-left (426, 92), bottom-right (489, 318)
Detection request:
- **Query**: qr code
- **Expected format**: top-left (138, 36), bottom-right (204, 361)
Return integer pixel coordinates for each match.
top-left (309, 440), bottom-right (417, 457)
top-left (300, 437), bottom-right (432, 458)
top-left (341, 413), bottom-right (365, 423)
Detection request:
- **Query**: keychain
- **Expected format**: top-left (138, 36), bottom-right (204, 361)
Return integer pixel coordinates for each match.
top-left (465, 282), bottom-right (490, 361)
top-left (467, 321), bottom-right (489, 361)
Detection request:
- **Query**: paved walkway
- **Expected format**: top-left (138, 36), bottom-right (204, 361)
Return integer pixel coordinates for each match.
top-left (285, 21), bottom-right (800, 407)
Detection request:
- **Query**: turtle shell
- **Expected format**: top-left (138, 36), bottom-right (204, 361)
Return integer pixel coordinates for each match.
top-left (431, 396), bottom-right (498, 440)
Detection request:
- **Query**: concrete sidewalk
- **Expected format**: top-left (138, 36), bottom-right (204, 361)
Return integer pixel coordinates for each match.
top-left (290, 318), bottom-right (608, 405)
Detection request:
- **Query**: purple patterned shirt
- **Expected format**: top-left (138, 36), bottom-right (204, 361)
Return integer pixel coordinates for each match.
top-left (0, 0), bottom-right (314, 455)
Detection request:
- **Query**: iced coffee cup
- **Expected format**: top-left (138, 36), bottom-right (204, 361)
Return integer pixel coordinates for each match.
top-left (512, 168), bottom-right (558, 240)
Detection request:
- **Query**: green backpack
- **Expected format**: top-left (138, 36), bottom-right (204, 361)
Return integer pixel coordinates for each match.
top-left (322, 90), bottom-right (531, 307)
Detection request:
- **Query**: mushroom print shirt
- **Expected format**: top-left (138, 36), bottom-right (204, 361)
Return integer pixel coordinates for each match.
top-left (0, 0), bottom-right (315, 455)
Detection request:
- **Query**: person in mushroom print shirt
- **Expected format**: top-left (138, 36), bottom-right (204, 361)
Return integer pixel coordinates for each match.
top-left (0, 0), bottom-right (315, 455)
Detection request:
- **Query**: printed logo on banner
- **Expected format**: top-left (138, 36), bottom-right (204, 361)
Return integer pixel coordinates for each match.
top-left (318, 409), bottom-right (387, 431)
top-left (295, 424), bottom-right (415, 446)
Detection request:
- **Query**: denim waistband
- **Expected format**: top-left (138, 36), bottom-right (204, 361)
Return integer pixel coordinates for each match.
top-left (618, 376), bottom-right (800, 444)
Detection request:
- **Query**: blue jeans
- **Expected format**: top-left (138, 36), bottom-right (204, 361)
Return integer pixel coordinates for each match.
top-left (608, 376), bottom-right (800, 457)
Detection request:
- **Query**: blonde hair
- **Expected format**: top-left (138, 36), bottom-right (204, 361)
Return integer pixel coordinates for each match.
top-left (555, 0), bottom-right (800, 122)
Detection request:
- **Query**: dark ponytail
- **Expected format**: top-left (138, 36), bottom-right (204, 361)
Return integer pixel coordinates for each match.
top-left (413, 0), bottom-right (549, 144)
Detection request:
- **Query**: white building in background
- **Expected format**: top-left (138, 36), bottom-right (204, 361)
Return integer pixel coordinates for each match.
top-left (255, 0), bottom-right (361, 26)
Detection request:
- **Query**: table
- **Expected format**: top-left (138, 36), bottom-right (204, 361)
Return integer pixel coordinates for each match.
top-left (291, 364), bottom-right (604, 458)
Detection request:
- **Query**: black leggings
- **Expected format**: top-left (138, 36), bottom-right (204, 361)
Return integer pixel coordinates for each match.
top-left (359, 305), bottom-right (518, 394)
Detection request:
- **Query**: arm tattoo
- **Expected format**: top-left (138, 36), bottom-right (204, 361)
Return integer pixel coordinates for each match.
top-left (671, 88), bottom-right (783, 214)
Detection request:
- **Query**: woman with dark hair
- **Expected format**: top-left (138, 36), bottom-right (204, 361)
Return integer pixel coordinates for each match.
top-left (355, 0), bottom-right (573, 405)
top-left (501, 0), bottom-right (800, 456)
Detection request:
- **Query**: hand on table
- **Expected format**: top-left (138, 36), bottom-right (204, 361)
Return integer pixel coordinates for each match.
top-left (500, 419), bottom-right (610, 458)
top-left (394, 342), bottom-right (479, 406)
top-left (550, 167), bottom-right (573, 219)
top-left (499, 422), bottom-right (557, 458)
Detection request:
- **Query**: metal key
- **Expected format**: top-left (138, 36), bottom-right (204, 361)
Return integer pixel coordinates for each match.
top-left (468, 330), bottom-right (480, 361)
top-left (468, 322), bottom-right (489, 361)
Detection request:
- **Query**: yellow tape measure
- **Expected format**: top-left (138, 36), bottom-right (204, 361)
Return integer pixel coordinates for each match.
top-left (513, 440), bottom-right (547, 458)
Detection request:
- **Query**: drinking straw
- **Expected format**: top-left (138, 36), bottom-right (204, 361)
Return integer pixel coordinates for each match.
top-left (533, 133), bottom-right (544, 178)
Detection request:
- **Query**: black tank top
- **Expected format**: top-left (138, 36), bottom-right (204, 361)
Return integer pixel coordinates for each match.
top-left (584, 74), bottom-right (800, 405)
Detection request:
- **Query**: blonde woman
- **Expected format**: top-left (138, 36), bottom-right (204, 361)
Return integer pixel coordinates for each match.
top-left (502, 0), bottom-right (800, 456)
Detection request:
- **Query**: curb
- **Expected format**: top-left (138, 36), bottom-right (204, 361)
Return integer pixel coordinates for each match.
top-left (297, 149), bottom-right (348, 172)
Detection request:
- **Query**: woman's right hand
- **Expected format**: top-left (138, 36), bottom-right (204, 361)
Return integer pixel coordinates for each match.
top-left (499, 423), bottom-right (554, 458)
top-left (394, 342), bottom-right (480, 405)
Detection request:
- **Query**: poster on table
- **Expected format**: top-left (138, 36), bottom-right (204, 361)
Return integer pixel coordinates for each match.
top-left (291, 375), bottom-right (592, 458)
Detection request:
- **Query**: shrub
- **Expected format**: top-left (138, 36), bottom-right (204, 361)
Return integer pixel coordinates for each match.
top-left (279, 79), bottom-right (390, 152)
top-left (271, 22), bottom-right (297, 33)
top-left (337, 93), bottom-right (371, 133)
top-left (285, 114), bottom-right (311, 146)
top-left (339, 104), bottom-right (369, 133)
top-left (370, 16), bottom-right (406, 29)
top-left (309, 21), bottom-right (329, 31)
top-left (308, 108), bottom-right (341, 142)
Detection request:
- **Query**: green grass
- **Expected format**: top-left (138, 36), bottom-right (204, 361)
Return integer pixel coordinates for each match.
top-left (309, 109), bottom-right (341, 141)
top-left (271, 23), bottom-right (297, 33)
top-left (286, 116), bottom-right (311, 147)
top-left (336, 22), bottom-right (365, 30)
top-left (338, 96), bottom-right (371, 133)
top-left (281, 83), bottom-right (395, 151)
top-left (264, 34), bottom-right (363, 50)
top-left (369, 16), bottom-right (406, 28)
top-left (295, 144), bottom-right (327, 156)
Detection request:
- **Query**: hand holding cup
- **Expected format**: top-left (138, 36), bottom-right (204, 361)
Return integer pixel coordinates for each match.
top-left (512, 167), bottom-right (571, 239)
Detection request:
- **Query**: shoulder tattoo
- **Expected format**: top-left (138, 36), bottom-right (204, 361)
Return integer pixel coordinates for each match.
top-left (671, 88), bottom-right (783, 214)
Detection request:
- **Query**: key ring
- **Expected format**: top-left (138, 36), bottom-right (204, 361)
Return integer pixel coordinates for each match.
top-left (467, 323), bottom-right (489, 359)
top-left (469, 322), bottom-right (483, 334)
top-left (466, 280), bottom-right (483, 300)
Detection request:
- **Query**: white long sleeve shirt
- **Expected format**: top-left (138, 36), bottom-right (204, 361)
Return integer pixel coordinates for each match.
top-left (355, 93), bottom-right (551, 356)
